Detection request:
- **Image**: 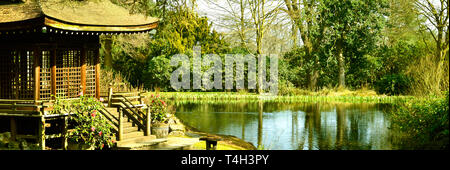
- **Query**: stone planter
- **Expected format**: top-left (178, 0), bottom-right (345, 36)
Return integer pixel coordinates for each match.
top-left (152, 123), bottom-right (169, 139)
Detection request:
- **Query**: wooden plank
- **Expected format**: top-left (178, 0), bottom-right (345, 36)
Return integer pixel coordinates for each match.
top-left (81, 46), bottom-right (87, 94)
top-left (95, 49), bottom-right (100, 99)
top-left (145, 107), bottom-right (151, 136)
top-left (16, 134), bottom-right (37, 139)
top-left (10, 117), bottom-right (17, 141)
top-left (108, 84), bottom-right (113, 107)
top-left (51, 48), bottom-right (57, 100)
top-left (62, 117), bottom-right (68, 150)
top-left (38, 116), bottom-right (46, 150)
top-left (0, 103), bottom-right (43, 108)
top-left (0, 99), bottom-right (43, 103)
top-left (0, 111), bottom-right (41, 115)
top-left (111, 96), bottom-right (142, 100)
top-left (34, 47), bottom-right (41, 102)
top-left (0, 113), bottom-right (42, 117)
top-left (118, 107), bottom-right (123, 141)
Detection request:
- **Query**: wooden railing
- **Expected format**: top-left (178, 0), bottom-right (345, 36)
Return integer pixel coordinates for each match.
top-left (114, 94), bottom-right (151, 141)
top-left (97, 108), bottom-right (119, 134)
top-left (97, 83), bottom-right (151, 141)
top-left (0, 99), bottom-right (46, 116)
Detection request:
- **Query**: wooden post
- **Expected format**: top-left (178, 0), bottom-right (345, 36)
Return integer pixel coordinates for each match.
top-left (51, 49), bottom-right (57, 99)
top-left (62, 116), bottom-right (68, 150)
top-left (95, 49), bottom-right (100, 99)
top-left (81, 46), bottom-right (87, 95)
top-left (139, 92), bottom-right (144, 105)
top-left (10, 117), bottom-right (17, 141)
top-left (34, 48), bottom-right (41, 102)
top-left (145, 107), bottom-right (151, 136)
top-left (108, 83), bottom-right (113, 107)
top-left (38, 116), bottom-right (45, 150)
top-left (118, 107), bottom-right (123, 141)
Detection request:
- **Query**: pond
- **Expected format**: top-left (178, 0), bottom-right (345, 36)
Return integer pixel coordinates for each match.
top-left (175, 101), bottom-right (406, 150)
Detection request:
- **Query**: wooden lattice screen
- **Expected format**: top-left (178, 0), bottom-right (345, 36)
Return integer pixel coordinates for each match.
top-left (0, 50), bottom-right (35, 99)
top-left (86, 50), bottom-right (96, 97)
top-left (55, 49), bottom-right (82, 99)
top-left (39, 51), bottom-right (52, 100)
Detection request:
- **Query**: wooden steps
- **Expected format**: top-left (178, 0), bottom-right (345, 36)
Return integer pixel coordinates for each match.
top-left (102, 106), bottom-right (170, 150)
top-left (102, 107), bottom-right (146, 141)
top-left (99, 92), bottom-right (193, 150)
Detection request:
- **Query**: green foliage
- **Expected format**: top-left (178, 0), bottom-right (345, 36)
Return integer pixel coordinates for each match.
top-left (281, 0), bottom-right (388, 90)
top-left (372, 39), bottom-right (429, 95)
top-left (319, 0), bottom-right (388, 88)
top-left (376, 73), bottom-right (411, 95)
top-left (281, 47), bottom-right (307, 87)
top-left (0, 132), bottom-right (40, 150)
top-left (52, 95), bottom-right (116, 150)
top-left (150, 7), bottom-right (230, 56)
top-left (144, 55), bottom-right (172, 90)
top-left (109, 4), bottom-right (230, 91)
top-left (390, 92), bottom-right (449, 149)
top-left (378, 40), bottom-right (425, 75)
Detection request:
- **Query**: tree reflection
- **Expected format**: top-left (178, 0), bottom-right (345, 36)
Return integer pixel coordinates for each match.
top-left (257, 101), bottom-right (263, 149)
top-left (335, 104), bottom-right (346, 150)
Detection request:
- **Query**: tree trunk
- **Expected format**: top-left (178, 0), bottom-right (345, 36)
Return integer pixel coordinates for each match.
top-left (292, 21), bottom-right (298, 47)
top-left (103, 35), bottom-right (113, 68)
top-left (436, 26), bottom-right (443, 62)
top-left (239, 0), bottom-right (247, 48)
top-left (256, 33), bottom-right (263, 54)
top-left (309, 69), bottom-right (319, 91)
top-left (337, 39), bottom-right (345, 88)
top-left (303, 41), bottom-right (318, 91)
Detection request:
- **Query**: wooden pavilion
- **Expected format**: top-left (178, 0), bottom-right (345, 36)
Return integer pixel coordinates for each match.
top-left (0, 0), bottom-right (159, 149)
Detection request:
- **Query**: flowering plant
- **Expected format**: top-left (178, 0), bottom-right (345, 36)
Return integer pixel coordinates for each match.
top-left (148, 94), bottom-right (169, 124)
top-left (53, 94), bottom-right (115, 150)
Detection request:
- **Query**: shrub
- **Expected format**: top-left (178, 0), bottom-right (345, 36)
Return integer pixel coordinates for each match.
top-left (390, 91), bottom-right (449, 149)
top-left (144, 55), bottom-right (172, 91)
top-left (376, 73), bottom-right (411, 95)
top-left (148, 94), bottom-right (169, 124)
top-left (53, 95), bottom-right (116, 150)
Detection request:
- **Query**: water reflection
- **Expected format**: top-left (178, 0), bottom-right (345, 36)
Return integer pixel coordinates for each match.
top-left (175, 101), bottom-right (397, 150)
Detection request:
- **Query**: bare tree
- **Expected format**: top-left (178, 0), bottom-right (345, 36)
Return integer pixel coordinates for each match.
top-left (415, 0), bottom-right (449, 62)
top-left (204, 0), bottom-right (251, 50)
top-left (247, 0), bottom-right (282, 54)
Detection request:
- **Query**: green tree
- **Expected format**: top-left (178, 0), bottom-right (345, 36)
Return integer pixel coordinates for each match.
top-left (284, 0), bottom-right (325, 90)
top-left (109, 3), bottom-right (230, 90)
top-left (320, 0), bottom-right (388, 88)
top-left (144, 55), bottom-right (172, 92)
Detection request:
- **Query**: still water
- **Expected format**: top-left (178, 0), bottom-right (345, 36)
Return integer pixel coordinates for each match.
top-left (175, 101), bottom-right (401, 150)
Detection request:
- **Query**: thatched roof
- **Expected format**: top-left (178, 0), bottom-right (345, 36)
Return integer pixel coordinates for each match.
top-left (0, 1), bottom-right (42, 23)
top-left (0, 0), bottom-right (159, 32)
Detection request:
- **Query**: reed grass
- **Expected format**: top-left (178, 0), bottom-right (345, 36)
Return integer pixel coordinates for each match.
top-left (143, 92), bottom-right (415, 104)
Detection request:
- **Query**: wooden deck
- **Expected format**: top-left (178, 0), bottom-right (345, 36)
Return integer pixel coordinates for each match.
top-left (0, 90), bottom-right (161, 150)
